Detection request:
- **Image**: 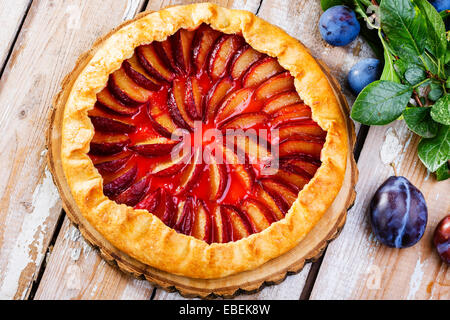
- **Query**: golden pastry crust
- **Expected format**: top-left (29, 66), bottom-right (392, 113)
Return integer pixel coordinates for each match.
top-left (60, 3), bottom-right (348, 279)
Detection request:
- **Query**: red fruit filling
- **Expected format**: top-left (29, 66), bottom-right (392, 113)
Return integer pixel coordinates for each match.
top-left (88, 24), bottom-right (326, 243)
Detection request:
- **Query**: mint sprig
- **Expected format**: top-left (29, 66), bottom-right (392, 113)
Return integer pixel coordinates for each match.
top-left (342, 0), bottom-right (449, 180)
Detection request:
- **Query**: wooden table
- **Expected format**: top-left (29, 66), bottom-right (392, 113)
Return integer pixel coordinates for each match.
top-left (0, 0), bottom-right (448, 300)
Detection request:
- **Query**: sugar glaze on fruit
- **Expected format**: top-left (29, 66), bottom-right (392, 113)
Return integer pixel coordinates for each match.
top-left (88, 24), bottom-right (326, 243)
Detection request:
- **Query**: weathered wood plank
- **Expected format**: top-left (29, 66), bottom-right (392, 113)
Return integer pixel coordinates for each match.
top-left (0, 0), bottom-right (30, 71)
top-left (0, 0), bottom-right (146, 300)
top-left (31, 0), bottom-right (153, 300)
top-left (34, 220), bottom-right (153, 299)
top-left (310, 121), bottom-right (450, 300)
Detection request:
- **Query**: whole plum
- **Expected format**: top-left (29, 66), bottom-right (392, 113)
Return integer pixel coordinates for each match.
top-left (347, 58), bottom-right (382, 94)
top-left (370, 176), bottom-right (428, 248)
top-left (434, 215), bottom-right (450, 264)
top-left (319, 5), bottom-right (360, 46)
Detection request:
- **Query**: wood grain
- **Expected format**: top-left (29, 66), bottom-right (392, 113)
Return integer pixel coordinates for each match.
top-left (0, 0), bottom-right (146, 300)
top-left (0, 0), bottom-right (30, 70)
top-left (34, 219), bottom-right (153, 299)
top-left (31, 0), bottom-right (151, 300)
top-left (310, 121), bottom-right (450, 300)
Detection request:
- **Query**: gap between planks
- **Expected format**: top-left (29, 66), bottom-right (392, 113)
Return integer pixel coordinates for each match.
top-left (0, 0), bottom-right (151, 300)
top-left (29, 0), bottom-right (154, 299)
top-left (0, 0), bottom-right (32, 79)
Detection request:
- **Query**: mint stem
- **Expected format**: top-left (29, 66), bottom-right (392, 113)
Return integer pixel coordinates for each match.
top-left (412, 78), bottom-right (431, 89)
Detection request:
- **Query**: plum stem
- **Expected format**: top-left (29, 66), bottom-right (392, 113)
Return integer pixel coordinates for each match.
top-left (390, 162), bottom-right (398, 176)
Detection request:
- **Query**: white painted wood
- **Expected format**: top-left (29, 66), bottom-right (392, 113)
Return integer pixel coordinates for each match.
top-left (0, 0), bottom-right (30, 69)
top-left (233, 266), bottom-right (311, 300)
top-left (32, 0), bottom-right (155, 300)
top-left (0, 0), bottom-right (146, 300)
top-left (34, 220), bottom-right (153, 299)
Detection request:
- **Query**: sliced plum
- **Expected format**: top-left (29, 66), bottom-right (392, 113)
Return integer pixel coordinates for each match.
top-left (103, 164), bottom-right (138, 198)
top-left (192, 24), bottom-right (221, 72)
top-left (208, 35), bottom-right (243, 81)
top-left (108, 68), bottom-right (152, 105)
top-left (191, 200), bottom-right (212, 243)
top-left (114, 175), bottom-right (151, 206)
top-left (241, 199), bottom-right (275, 233)
top-left (129, 137), bottom-right (179, 157)
top-left (136, 43), bottom-right (175, 82)
top-left (215, 87), bottom-right (253, 123)
top-left (96, 88), bottom-right (138, 116)
top-left (219, 112), bottom-right (268, 130)
top-left (93, 152), bottom-right (132, 174)
top-left (254, 71), bottom-right (294, 101)
top-left (230, 45), bottom-right (263, 80)
top-left (123, 55), bottom-right (161, 91)
top-left (242, 57), bottom-right (284, 88)
top-left (262, 91), bottom-right (302, 114)
top-left (204, 77), bottom-right (235, 121)
top-left (90, 132), bottom-right (130, 156)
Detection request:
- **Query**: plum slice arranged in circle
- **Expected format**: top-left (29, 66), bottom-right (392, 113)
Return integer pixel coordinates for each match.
top-left (88, 24), bottom-right (326, 244)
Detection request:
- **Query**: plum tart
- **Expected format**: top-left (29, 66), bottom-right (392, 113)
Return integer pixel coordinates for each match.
top-left (59, 4), bottom-right (348, 279)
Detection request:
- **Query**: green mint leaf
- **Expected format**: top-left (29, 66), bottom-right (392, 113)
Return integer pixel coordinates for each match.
top-left (381, 49), bottom-right (401, 82)
top-left (379, 32), bottom-right (401, 82)
top-left (421, 52), bottom-right (440, 75)
top-left (445, 46), bottom-right (450, 65)
top-left (418, 124), bottom-right (450, 172)
top-left (414, 0), bottom-right (447, 62)
top-left (395, 57), bottom-right (435, 82)
top-left (435, 161), bottom-right (450, 181)
top-left (404, 66), bottom-right (426, 85)
top-left (403, 106), bottom-right (438, 138)
top-left (427, 82), bottom-right (444, 101)
top-left (435, 161), bottom-right (450, 180)
top-left (431, 94), bottom-right (450, 125)
top-left (380, 0), bottom-right (427, 63)
top-left (394, 58), bottom-right (412, 81)
top-left (351, 80), bottom-right (413, 125)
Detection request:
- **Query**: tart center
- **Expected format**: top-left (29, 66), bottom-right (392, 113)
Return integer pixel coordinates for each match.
top-left (88, 24), bottom-right (326, 244)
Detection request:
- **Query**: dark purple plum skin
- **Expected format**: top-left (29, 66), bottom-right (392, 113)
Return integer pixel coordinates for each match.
top-left (319, 5), bottom-right (360, 46)
top-left (103, 165), bottom-right (137, 198)
top-left (370, 176), bottom-right (428, 248)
